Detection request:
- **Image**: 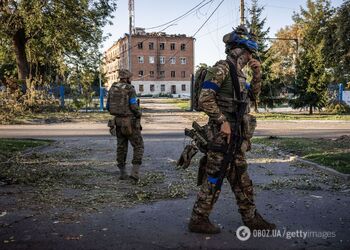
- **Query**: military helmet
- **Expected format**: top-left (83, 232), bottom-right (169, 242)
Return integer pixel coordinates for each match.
top-left (223, 25), bottom-right (258, 53)
top-left (117, 69), bottom-right (132, 80)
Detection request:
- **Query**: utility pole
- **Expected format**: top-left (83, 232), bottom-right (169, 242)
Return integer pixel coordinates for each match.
top-left (128, 0), bottom-right (135, 73)
top-left (240, 0), bottom-right (245, 25)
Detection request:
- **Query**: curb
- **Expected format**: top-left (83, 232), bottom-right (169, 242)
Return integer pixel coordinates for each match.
top-left (291, 156), bottom-right (350, 181)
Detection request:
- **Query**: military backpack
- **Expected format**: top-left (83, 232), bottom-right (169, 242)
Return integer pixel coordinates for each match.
top-left (193, 65), bottom-right (209, 111)
top-left (108, 83), bottom-right (133, 116)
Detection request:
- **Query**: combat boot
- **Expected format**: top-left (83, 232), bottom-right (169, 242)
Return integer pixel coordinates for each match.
top-left (188, 218), bottom-right (221, 234)
top-left (130, 164), bottom-right (140, 181)
top-left (118, 166), bottom-right (128, 180)
top-left (243, 211), bottom-right (276, 231)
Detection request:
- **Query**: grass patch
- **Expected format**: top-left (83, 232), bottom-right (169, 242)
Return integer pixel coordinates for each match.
top-left (2, 111), bottom-right (113, 125)
top-left (254, 112), bottom-right (350, 120)
top-left (0, 138), bottom-right (52, 160)
top-left (161, 98), bottom-right (190, 110)
top-left (175, 100), bottom-right (190, 110)
top-left (253, 136), bottom-right (350, 174)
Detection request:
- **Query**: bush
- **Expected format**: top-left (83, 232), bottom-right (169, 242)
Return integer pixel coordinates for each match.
top-left (0, 85), bottom-right (59, 124)
top-left (325, 100), bottom-right (350, 114)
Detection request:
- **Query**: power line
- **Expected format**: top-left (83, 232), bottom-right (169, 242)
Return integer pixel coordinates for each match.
top-left (144, 0), bottom-right (213, 30)
top-left (192, 0), bottom-right (225, 38)
top-left (163, 0), bottom-right (225, 65)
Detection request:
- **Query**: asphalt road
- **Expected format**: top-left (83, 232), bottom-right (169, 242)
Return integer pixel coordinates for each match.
top-left (1, 133), bottom-right (349, 250)
top-left (0, 119), bottom-right (350, 139)
top-left (1, 103), bottom-right (350, 249)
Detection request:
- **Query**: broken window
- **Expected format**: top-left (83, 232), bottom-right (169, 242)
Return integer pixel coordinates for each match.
top-left (149, 42), bottom-right (154, 50)
top-left (138, 56), bottom-right (144, 63)
top-left (138, 42), bottom-right (143, 49)
top-left (138, 70), bottom-right (144, 77)
top-left (160, 43), bottom-right (165, 50)
top-left (150, 84), bottom-right (155, 92)
top-left (159, 71), bottom-right (165, 78)
top-left (180, 57), bottom-right (186, 64)
top-left (170, 57), bottom-right (176, 64)
top-left (170, 43), bottom-right (175, 50)
top-left (181, 43), bottom-right (186, 51)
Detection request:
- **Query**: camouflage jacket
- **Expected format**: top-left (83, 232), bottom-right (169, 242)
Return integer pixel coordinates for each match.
top-left (198, 48), bottom-right (261, 123)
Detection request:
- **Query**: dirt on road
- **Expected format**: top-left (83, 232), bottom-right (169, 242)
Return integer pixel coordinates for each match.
top-left (0, 100), bottom-right (350, 249)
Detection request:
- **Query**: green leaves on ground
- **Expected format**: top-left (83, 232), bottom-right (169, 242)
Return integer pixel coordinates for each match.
top-left (253, 136), bottom-right (350, 174)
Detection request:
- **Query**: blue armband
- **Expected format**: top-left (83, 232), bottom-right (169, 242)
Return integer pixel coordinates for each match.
top-left (208, 176), bottom-right (218, 184)
top-left (202, 81), bottom-right (220, 92)
top-left (129, 97), bottom-right (137, 105)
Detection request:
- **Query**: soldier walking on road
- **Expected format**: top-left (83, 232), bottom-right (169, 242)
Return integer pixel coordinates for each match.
top-left (107, 69), bottom-right (144, 181)
top-left (188, 26), bottom-right (276, 234)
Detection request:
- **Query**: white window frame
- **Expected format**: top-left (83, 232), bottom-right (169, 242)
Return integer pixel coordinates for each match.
top-left (160, 56), bottom-right (165, 64)
top-left (138, 56), bottom-right (144, 64)
top-left (180, 57), bottom-right (187, 65)
top-left (170, 57), bottom-right (176, 64)
top-left (149, 56), bottom-right (155, 64)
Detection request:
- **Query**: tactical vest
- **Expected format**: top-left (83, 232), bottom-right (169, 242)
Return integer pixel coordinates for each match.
top-left (216, 59), bottom-right (249, 120)
top-left (108, 83), bottom-right (133, 116)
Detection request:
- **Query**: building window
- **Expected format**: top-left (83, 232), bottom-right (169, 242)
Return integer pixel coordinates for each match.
top-left (150, 84), bottom-right (155, 92)
top-left (171, 71), bottom-right (176, 78)
top-left (182, 84), bottom-right (186, 91)
top-left (138, 42), bottom-right (143, 49)
top-left (159, 71), bottom-right (165, 78)
top-left (138, 56), bottom-right (144, 63)
top-left (139, 85), bottom-right (144, 92)
top-left (160, 43), bottom-right (165, 50)
top-left (181, 43), bottom-right (186, 51)
top-left (170, 43), bottom-right (175, 50)
top-left (161, 84), bottom-right (165, 92)
top-left (138, 70), bottom-right (144, 77)
top-left (149, 42), bottom-right (154, 50)
top-left (170, 57), bottom-right (176, 64)
top-left (180, 57), bottom-right (187, 64)
top-left (159, 56), bottom-right (165, 64)
top-left (181, 71), bottom-right (186, 78)
top-left (149, 56), bottom-right (155, 64)
top-left (150, 71), bottom-right (154, 77)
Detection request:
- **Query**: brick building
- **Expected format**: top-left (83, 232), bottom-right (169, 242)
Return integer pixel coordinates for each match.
top-left (103, 28), bottom-right (194, 96)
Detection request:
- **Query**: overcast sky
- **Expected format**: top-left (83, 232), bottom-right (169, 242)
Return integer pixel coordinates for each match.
top-left (102, 0), bottom-right (344, 66)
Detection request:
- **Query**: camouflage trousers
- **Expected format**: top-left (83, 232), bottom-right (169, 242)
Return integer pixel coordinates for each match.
top-left (191, 114), bottom-right (257, 222)
top-left (116, 117), bottom-right (144, 167)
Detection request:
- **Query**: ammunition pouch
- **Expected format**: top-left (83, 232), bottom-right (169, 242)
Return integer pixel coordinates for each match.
top-left (197, 156), bottom-right (207, 186)
top-left (177, 144), bottom-right (198, 169)
top-left (114, 117), bottom-right (133, 136)
top-left (108, 119), bottom-right (116, 136)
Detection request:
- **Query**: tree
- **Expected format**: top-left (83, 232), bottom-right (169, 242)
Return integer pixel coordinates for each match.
top-left (326, 0), bottom-right (350, 83)
top-left (246, 0), bottom-right (281, 110)
top-left (289, 0), bottom-right (335, 114)
top-left (268, 25), bottom-right (300, 99)
top-left (0, 0), bottom-right (116, 84)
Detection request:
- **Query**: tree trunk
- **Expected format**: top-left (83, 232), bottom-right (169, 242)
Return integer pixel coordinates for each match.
top-left (12, 28), bottom-right (29, 82)
top-left (309, 105), bottom-right (313, 115)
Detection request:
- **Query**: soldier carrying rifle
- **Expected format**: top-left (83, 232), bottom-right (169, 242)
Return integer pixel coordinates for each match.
top-left (178, 25), bottom-right (276, 234)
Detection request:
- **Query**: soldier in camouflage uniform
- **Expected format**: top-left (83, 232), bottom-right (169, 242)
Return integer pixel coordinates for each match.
top-left (107, 69), bottom-right (144, 181)
top-left (188, 26), bottom-right (276, 234)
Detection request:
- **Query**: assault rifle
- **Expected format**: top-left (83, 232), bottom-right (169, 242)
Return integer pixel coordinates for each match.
top-left (210, 58), bottom-right (249, 204)
top-left (210, 96), bottom-right (248, 204)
